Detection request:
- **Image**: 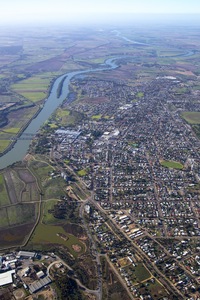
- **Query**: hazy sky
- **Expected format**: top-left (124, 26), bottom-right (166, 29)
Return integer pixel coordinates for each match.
top-left (1, 0), bottom-right (200, 24)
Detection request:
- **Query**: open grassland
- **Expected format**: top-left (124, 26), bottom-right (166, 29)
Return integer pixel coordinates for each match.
top-left (18, 91), bottom-right (46, 102)
top-left (49, 108), bottom-right (83, 127)
top-left (9, 170), bottom-right (25, 200)
top-left (140, 279), bottom-right (169, 300)
top-left (0, 203), bottom-right (36, 228)
top-left (21, 182), bottom-right (40, 202)
top-left (30, 159), bottom-right (54, 184)
top-left (29, 158), bottom-right (67, 199)
top-left (29, 223), bottom-right (85, 257)
top-left (7, 105), bottom-right (39, 129)
top-left (17, 168), bottom-right (36, 183)
top-left (56, 108), bottom-right (70, 118)
top-left (146, 279), bottom-right (169, 300)
top-left (192, 124), bottom-right (200, 139)
top-left (0, 105), bottom-right (39, 154)
top-left (0, 174), bottom-right (10, 206)
top-left (0, 135), bottom-right (14, 154)
top-left (0, 223), bottom-right (35, 247)
top-left (0, 208), bottom-right (9, 227)
top-left (3, 168), bottom-right (40, 204)
top-left (11, 73), bottom-right (54, 103)
top-left (0, 140), bottom-right (10, 153)
top-left (2, 127), bottom-right (20, 134)
top-left (77, 169), bottom-right (88, 177)
top-left (7, 203), bottom-right (36, 224)
top-left (42, 199), bottom-right (59, 225)
top-left (124, 262), bottom-right (152, 284)
top-left (43, 177), bottom-right (66, 199)
top-left (91, 114), bottom-right (102, 120)
top-left (160, 160), bottom-right (184, 170)
top-left (136, 92), bottom-right (144, 98)
top-left (51, 107), bottom-right (70, 125)
top-left (181, 112), bottom-right (200, 124)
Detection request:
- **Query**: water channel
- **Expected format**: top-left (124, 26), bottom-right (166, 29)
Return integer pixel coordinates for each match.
top-left (0, 58), bottom-right (121, 169)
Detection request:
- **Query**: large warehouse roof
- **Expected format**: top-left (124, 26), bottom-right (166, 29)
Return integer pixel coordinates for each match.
top-left (0, 270), bottom-right (15, 287)
top-left (29, 276), bottom-right (51, 294)
top-left (17, 251), bottom-right (36, 258)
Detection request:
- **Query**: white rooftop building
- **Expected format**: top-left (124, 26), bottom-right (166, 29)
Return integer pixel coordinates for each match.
top-left (0, 270), bottom-right (15, 287)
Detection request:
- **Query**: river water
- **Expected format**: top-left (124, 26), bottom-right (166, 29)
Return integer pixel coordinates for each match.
top-left (0, 58), bottom-right (120, 169)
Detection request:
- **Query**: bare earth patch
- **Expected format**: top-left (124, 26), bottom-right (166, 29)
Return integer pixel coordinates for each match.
top-left (13, 288), bottom-right (26, 300)
top-left (79, 235), bottom-right (88, 241)
top-left (57, 233), bottom-right (69, 241)
top-left (72, 244), bottom-right (81, 252)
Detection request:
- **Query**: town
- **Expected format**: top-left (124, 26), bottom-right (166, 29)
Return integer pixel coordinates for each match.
top-left (0, 22), bottom-right (200, 299)
top-left (28, 66), bottom-right (200, 298)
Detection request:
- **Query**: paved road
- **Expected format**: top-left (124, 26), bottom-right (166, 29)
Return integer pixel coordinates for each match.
top-left (79, 199), bottom-right (103, 300)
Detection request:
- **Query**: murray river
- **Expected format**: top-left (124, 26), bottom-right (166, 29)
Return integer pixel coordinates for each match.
top-left (0, 43), bottom-right (195, 170)
top-left (0, 57), bottom-right (121, 169)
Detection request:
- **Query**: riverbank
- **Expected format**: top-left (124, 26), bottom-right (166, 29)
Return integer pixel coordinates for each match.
top-left (0, 105), bottom-right (44, 159)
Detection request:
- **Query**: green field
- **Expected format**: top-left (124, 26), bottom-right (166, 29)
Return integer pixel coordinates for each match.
top-left (132, 263), bottom-right (151, 282)
top-left (30, 223), bottom-right (85, 257)
top-left (136, 92), bottom-right (144, 98)
top-left (140, 278), bottom-right (169, 299)
top-left (30, 160), bottom-right (54, 183)
top-left (3, 127), bottom-right (20, 134)
top-left (43, 177), bottom-right (66, 199)
top-left (181, 112), bottom-right (200, 124)
top-left (0, 140), bottom-right (10, 153)
top-left (77, 169), bottom-right (87, 176)
top-left (124, 262), bottom-right (151, 284)
top-left (42, 199), bottom-right (59, 224)
top-left (9, 170), bottom-right (25, 199)
top-left (49, 109), bottom-right (83, 127)
top-left (29, 157), bottom-right (68, 198)
top-left (11, 73), bottom-right (54, 103)
top-left (0, 203), bottom-right (36, 228)
top-left (0, 105), bottom-right (39, 154)
top-left (91, 114), bottom-right (102, 120)
top-left (0, 132), bottom-right (16, 154)
top-left (18, 91), bottom-right (46, 102)
top-left (56, 108), bottom-right (70, 118)
top-left (0, 174), bottom-right (10, 206)
top-left (160, 160), bottom-right (184, 170)
top-left (0, 209), bottom-right (10, 227)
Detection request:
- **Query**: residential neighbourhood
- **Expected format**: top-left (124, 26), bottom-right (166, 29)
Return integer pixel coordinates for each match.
top-left (29, 72), bottom-right (200, 298)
